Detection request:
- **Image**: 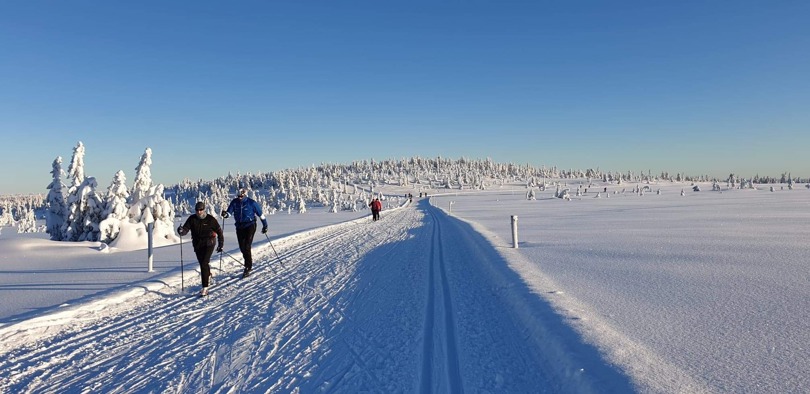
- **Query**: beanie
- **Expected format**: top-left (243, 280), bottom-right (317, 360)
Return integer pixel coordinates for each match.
top-left (195, 201), bottom-right (205, 211)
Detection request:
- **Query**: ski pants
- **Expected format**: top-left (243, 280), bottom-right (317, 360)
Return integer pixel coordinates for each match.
top-left (194, 245), bottom-right (214, 287)
top-left (371, 209), bottom-right (380, 221)
top-left (236, 223), bottom-right (257, 271)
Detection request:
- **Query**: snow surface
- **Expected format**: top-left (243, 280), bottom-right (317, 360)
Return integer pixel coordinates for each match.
top-left (0, 182), bottom-right (808, 393)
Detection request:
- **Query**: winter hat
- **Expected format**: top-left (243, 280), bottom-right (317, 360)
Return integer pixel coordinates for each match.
top-left (195, 201), bottom-right (206, 211)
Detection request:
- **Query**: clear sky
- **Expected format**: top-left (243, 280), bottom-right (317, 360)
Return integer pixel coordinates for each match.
top-left (2, 1), bottom-right (808, 194)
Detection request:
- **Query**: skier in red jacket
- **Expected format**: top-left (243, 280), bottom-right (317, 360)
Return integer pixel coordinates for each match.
top-left (369, 198), bottom-right (382, 221)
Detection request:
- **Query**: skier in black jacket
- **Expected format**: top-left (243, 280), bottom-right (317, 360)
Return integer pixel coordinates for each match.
top-left (178, 201), bottom-right (224, 296)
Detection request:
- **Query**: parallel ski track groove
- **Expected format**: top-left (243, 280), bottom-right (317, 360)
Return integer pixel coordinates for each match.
top-left (420, 205), bottom-right (463, 394)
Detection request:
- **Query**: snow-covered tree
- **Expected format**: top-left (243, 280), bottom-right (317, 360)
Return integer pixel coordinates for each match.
top-left (45, 156), bottom-right (68, 240)
top-left (16, 208), bottom-right (39, 233)
top-left (62, 142), bottom-right (91, 241)
top-left (554, 185), bottom-right (571, 200)
top-left (99, 170), bottom-right (130, 243)
top-left (0, 206), bottom-right (14, 227)
top-left (63, 176), bottom-right (104, 241)
top-left (130, 148), bottom-right (153, 205)
top-left (115, 182), bottom-right (178, 249)
top-left (66, 142), bottom-right (86, 187)
top-left (298, 197), bottom-right (307, 214)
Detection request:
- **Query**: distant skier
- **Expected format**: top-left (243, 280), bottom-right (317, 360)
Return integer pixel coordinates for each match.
top-left (369, 198), bottom-right (382, 221)
top-left (221, 188), bottom-right (268, 278)
top-left (177, 201), bottom-right (224, 297)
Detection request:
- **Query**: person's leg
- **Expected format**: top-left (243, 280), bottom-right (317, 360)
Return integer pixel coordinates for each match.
top-left (195, 246), bottom-right (214, 287)
top-left (236, 224), bottom-right (257, 271)
top-left (243, 224), bottom-right (256, 271)
top-left (236, 226), bottom-right (250, 268)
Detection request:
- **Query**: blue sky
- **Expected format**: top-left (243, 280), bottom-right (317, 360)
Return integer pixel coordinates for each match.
top-left (2, 1), bottom-right (808, 194)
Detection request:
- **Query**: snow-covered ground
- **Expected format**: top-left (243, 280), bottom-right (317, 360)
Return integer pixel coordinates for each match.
top-left (430, 181), bottom-right (810, 393)
top-left (0, 209), bottom-right (372, 323)
top-left (1, 181), bottom-right (808, 393)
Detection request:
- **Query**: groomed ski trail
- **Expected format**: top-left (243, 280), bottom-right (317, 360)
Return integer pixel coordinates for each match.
top-left (0, 200), bottom-right (634, 393)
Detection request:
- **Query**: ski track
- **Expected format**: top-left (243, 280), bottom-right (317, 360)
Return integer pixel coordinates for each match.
top-left (0, 200), bottom-right (633, 393)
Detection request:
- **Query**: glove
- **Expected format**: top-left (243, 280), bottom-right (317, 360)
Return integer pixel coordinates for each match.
top-left (217, 246), bottom-right (223, 253)
top-left (177, 226), bottom-right (182, 232)
top-left (221, 211), bottom-right (229, 218)
top-left (262, 226), bottom-right (268, 234)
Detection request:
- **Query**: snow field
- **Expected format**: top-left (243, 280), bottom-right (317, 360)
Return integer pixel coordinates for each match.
top-left (1, 180), bottom-right (808, 393)
top-left (430, 182), bottom-right (810, 393)
top-left (3, 200), bottom-right (622, 392)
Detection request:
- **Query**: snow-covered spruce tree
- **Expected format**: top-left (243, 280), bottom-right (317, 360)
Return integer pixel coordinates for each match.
top-left (99, 170), bottom-right (130, 243)
top-left (144, 184), bottom-right (176, 236)
top-left (84, 177), bottom-right (106, 241)
top-left (127, 147), bottom-right (156, 221)
top-left (45, 156), bottom-right (68, 240)
top-left (0, 205), bottom-right (14, 227)
top-left (63, 176), bottom-right (104, 241)
top-left (62, 141), bottom-right (90, 241)
top-left (298, 197), bottom-right (307, 214)
top-left (110, 148), bottom-right (178, 249)
top-left (120, 183), bottom-right (178, 248)
top-left (130, 148), bottom-right (153, 206)
top-left (16, 208), bottom-right (39, 233)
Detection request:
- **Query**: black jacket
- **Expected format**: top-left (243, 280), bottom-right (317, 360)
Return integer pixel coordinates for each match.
top-left (179, 214), bottom-right (224, 251)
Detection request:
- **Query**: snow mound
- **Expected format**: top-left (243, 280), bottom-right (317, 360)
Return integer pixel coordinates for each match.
top-left (107, 220), bottom-right (179, 251)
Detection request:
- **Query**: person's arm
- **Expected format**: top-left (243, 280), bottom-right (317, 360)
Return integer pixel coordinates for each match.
top-left (221, 200), bottom-right (233, 218)
top-left (214, 218), bottom-right (224, 251)
top-left (177, 216), bottom-right (191, 236)
top-left (254, 201), bottom-right (269, 233)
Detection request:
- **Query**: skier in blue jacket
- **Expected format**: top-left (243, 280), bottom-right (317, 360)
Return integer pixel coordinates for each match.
top-left (221, 188), bottom-right (268, 278)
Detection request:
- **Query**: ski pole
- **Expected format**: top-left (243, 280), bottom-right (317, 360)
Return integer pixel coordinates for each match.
top-left (179, 233), bottom-right (184, 292)
top-left (223, 250), bottom-right (246, 267)
top-left (263, 233), bottom-right (302, 299)
top-left (264, 233), bottom-right (286, 269)
top-left (220, 214), bottom-right (225, 274)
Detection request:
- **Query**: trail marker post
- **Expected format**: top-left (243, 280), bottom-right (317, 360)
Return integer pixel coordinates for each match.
top-left (147, 222), bottom-right (154, 272)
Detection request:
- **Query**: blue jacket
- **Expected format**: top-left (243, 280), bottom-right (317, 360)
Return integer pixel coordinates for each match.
top-left (226, 197), bottom-right (268, 229)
